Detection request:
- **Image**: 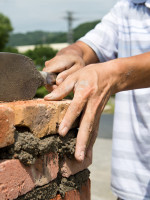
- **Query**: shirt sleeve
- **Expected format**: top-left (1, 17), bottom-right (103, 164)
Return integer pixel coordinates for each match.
top-left (79, 1), bottom-right (121, 62)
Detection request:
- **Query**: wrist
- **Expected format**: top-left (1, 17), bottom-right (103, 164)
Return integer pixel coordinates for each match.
top-left (95, 58), bottom-right (129, 95)
top-left (109, 57), bottom-right (137, 93)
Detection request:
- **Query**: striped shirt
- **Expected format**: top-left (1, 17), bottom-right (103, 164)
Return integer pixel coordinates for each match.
top-left (79, 0), bottom-right (150, 199)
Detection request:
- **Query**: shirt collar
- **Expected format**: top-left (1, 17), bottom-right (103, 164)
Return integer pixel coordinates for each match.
top-left (131, 0), bottom-right (150, 8)
top-left (131, 0), bottom-right (145, 3)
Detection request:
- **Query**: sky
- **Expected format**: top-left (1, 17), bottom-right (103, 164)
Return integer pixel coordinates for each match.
top-left (0, 0), bottom-right (116, 33)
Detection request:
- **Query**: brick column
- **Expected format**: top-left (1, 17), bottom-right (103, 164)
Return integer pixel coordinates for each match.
top-left (0, 99), bottom-right (91, 200)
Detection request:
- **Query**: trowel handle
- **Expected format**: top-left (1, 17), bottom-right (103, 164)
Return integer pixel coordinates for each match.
top-left (40, 71), bottom-right (57, 85)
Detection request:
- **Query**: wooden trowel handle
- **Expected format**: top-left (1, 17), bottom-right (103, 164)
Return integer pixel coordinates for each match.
top-left (40, 71), bottom-right (57, 85)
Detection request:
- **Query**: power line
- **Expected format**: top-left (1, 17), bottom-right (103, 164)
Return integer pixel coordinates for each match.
top-left (64, 11), bottom-right (77, 44)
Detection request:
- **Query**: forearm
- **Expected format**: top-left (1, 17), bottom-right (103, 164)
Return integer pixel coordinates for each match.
top-left (57, 41), bottom-right (99, 65)
top-left (112, 52), bottom-right (150, 93)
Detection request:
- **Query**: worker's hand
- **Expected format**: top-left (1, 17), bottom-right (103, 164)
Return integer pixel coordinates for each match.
top-left (44, 61), bottom-right (117, 161)
top-left (43, 54), bottom-right (85, 92)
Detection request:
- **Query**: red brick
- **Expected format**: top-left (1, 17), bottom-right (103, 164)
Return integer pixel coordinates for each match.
top-left (30, 153), bottom-right (59, 186)
top-left (50, 179), bottom-right (91, 200)
top-left (61, 156), bottom-right (92, 178)
top-left (80, 179), bottom-right (91, 200)
top-left (0, 106), bottom-right (15, 148)
top-left (51, 195), bottom-right (62, 200)
top-left (0, 153), bottom-right (58, 200)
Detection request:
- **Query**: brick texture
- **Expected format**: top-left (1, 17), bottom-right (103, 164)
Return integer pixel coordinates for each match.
top-left (50, 179), bottom-right (91, 200)
top-left (0, 153), bottom-right (58, 200)
top-left (61, 156), bottom-right (92, 178)
top-left (0, 99), bottom-right (78, 148)
top-left (0, 106), bottom-right (15, 148)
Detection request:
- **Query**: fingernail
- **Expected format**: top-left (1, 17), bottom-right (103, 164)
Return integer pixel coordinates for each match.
top-left (79, 151), bottom-right (85, 161)
top-left (45, 93), bottom-right (54, 100)
top-left (59, 126), bottom-right (68, 136)
top-left (57, 78), bottom-right (63, 85)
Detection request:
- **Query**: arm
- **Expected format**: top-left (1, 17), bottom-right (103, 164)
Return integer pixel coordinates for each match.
top-left (44, 52), bottom-right (150, 161)
top-left (114, 53), bottom-right (150, 91)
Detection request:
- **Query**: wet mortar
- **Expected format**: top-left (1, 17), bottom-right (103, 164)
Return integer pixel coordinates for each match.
top-left (0, 128), bottom-right (77, 165)
top-left (0, 127), bottom-right (90, 199)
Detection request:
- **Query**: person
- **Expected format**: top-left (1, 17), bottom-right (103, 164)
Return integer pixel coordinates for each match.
top-left (43, 0), bottom-right (150, 199)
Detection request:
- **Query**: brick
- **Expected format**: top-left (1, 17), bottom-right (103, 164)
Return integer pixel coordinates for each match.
top-left (30, 153), bottom-right (59, 186)
top-left (0, 99), bottom-right (79, 148)
top-left (0, 99), bottom-right (72, 138)
top-left (80, 179), bottom-right (91, 200)
top-left (61, 156), bottom-right (92, 178)
top-left (50, 179), bottom-right (91, 200)
top-left (0, 106), bottom-right (15, 148)
top-left (0, 153), bottom-right (58, 200)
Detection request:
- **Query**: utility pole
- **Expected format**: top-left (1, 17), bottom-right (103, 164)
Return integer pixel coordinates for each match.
top-left (64, 11), bottom-right (76, 44)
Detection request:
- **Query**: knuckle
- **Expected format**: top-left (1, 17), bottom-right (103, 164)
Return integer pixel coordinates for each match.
top-left (45, 60), bottom-right (50, 67)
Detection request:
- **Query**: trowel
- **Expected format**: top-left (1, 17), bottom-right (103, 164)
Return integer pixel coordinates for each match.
top-left (0, 52), bottom-right (57, 102)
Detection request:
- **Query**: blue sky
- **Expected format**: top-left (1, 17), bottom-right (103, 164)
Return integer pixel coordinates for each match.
top-left (0, 0), bottom-right (116, 33)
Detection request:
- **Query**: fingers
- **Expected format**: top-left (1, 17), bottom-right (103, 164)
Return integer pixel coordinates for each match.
top-left (43, 55), bottom-right (76, 73)
top-left (86, 116), bottom-right (100, 158)
top-left (74, 99), bottom-right (96, 162)
top-left (45, 84), bottom-right (57, 93)
top-left (43, 58), bottom-right (69, 73)
top-left (44, 75), bottom-right (76, 101)
top-left (86, 92), bottom-right (111, 158)
top-left (56, 64), bottom-right (84, 85)
top-left (58, 90), bottom-right (88, 137)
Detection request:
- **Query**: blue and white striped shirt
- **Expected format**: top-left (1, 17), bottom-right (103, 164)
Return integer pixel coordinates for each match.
top-left (80, 0), bottom-right (150, 199)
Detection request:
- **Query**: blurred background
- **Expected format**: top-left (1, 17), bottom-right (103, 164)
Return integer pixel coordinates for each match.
top-left (0, 0), bottom-right (117, 199)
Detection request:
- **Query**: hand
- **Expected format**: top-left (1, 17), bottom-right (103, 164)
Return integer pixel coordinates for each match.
top-left (44, 61), bottom-right (117, 162)
top-left (43, 53), bottom-right (85, 92)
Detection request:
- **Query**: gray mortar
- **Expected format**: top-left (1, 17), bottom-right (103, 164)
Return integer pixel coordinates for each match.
top-left (16, 179), bottom-right (58, 200)
top-left (0, 128), bottom-right (77, 165)
top-left (15, 169), bottom-right (90, 200)
top-left (0, 53), bottom-right (44, 102)
top-left (0, 127), bottom-right (90, 199)
top-left (59, 169), bottom-right (90, 197)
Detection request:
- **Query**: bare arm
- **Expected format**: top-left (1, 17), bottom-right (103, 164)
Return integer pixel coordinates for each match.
top-left (44, 52), bottom-right (150, 161)
top-left (56, 41), bottom-right (99, 65)
top-left (114, 52), bottom-right (150, 91)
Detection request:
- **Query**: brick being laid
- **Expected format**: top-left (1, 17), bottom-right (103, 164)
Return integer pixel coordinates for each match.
top-left (0, 106), bottom-right (15, 148)
top-left (0, 99), bottom-right (79, 148)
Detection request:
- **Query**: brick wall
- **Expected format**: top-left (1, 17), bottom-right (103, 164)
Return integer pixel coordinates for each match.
top-left (0, 99), bottom-right (91, 200)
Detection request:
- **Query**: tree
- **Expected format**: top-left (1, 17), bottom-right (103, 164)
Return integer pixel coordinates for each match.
top-left (23, 45), bottom-right (57, 69)
top-left (73, 20), bottom-right (100, 42)
top-left (0, 13), bottom-right (13, 51)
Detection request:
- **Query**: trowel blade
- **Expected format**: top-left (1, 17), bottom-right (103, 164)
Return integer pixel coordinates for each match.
top-left (0, 52), bottom-right (44, 102)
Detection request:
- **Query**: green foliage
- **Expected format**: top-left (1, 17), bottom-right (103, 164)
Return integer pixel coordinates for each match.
top-left (7, 20), bottom-right (101, 46)
top-left (35, 86), bottom-right (49, 98)
top-left (73, 20), bottom-right (100, 41)
top-left (8, 31), bottom-right (67, 46)
top-left (3, 46), bottom-right (19, 53)
top-left (46, 32), bottom-right (67, 43)
top-left (0, 13), bottom-right (13, 51)
top-left (23, 45), bottom-right (57, 69)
